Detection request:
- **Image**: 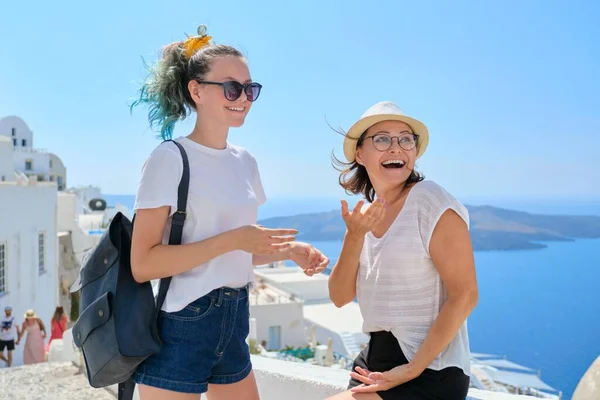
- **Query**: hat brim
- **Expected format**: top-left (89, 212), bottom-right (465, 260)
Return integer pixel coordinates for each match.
top-left (343, 114), bottom-right (429, 162)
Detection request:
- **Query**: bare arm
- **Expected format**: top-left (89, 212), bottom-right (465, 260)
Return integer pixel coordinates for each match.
top-left (131, 207), bottom-right (297, 283)
top-left (37, 319), bottom-right (47, 337)
top-left (252, 248), bottom-right (291, 266)
top-left (328, 233), bottom-right (364, 307)
top-left (408, 209), bottom-right (478, 374)
top-left (17, 322), bottom-right (26, 342)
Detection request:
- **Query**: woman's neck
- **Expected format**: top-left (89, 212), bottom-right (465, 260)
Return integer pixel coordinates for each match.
top-left (187, 117), bottom-right (229, 149)
top-left (375, 181), bottom-right (407, 204)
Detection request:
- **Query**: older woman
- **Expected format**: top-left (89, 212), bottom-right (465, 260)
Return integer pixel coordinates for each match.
top-left (327, 101), bottom-right (478, 400)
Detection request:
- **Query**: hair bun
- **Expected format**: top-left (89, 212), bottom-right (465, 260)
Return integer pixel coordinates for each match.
top-left (182, 25), bottom-right (212, 58)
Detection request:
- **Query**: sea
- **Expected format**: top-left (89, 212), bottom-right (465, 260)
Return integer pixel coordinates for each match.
top-left (105, 194), bottom-right (600, 399)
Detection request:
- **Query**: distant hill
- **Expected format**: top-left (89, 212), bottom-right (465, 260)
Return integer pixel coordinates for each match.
top-left (258, 205), bottom-right (600, 251)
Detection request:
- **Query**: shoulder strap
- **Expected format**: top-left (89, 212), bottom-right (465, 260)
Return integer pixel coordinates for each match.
top-left (155, 139), bottom-right (190, 313)
top-left (119, 140), bottom-right (190, 400)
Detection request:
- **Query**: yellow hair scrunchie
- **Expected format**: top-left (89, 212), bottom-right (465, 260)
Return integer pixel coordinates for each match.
top-left (182, 25), bottom-right (212, 58)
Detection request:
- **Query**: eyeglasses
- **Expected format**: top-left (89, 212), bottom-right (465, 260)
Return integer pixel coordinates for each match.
top-left (363, 133), bottom-right (418, 152)
top-left (196, 80), bottom-right (262, 102)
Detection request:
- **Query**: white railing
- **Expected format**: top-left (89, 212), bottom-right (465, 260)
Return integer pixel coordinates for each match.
top-left (13, 147), bottom-right (48, 154)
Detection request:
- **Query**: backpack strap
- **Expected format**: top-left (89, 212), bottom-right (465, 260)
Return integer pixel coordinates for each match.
top-left (118, 140), bottom-right (190, 400)
top-left (156, 139), bottom-right (190, 312)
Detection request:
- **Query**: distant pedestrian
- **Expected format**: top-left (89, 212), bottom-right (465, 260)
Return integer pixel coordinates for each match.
top-left (46, 306), bottom-right (68, 354)
top-left (17, 309), bottom-right (46, 365)
top-left (0, 306), bottom-right (20, 367)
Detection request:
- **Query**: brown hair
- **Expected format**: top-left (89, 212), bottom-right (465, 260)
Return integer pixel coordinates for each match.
top-left (332, 128), bottom-right (425, 203)
top-left (52, 306), bottom-right (65, 323)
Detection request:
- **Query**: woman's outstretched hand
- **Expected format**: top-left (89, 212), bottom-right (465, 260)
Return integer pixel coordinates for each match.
top-left (340, 198), bottom-right (385, 237)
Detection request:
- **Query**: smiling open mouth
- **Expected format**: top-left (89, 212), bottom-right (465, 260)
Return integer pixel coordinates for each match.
top-left (381, 160), bottom-right (406, 169)
top-left (226, 106), bottom-right (245, 112)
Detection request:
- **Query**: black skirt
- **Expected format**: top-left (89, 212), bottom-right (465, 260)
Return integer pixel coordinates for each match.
top-left (348, 331), bottom-right (470, 400)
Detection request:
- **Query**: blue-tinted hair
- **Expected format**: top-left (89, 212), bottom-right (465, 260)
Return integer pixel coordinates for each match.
top-left (131, 41), bottom-right (242, 140)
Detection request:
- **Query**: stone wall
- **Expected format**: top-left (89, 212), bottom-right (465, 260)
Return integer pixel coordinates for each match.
top-left (57, 232), bottom-right (80, 323)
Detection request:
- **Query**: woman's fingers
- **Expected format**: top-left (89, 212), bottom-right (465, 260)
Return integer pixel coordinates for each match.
top-left (352, 200), bottom-right (365, 215)
top-left (350, 371), bottom-right (375, 385)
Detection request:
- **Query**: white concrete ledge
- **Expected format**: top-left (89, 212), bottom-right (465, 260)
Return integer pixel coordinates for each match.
top-left (52, 329), bottom-right (536, 399)
top-left (250, 356), bottom-right (538, 400)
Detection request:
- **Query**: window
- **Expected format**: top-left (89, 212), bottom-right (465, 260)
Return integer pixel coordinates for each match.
top-left (49, 175), bottom-right (54, 182)
top-left (49, 160), bottom-right (53, 168)
top-left (22, 139), bottom-right (27, 147)
top-left (38, 233), bottom-right (45, 275)
top-left (25, 160), bottom-right (33, 170)
top-left (0, 243), bottom-right (6, 294)
top-left (12, 138), bottom-right (16, 147)
top-left (11, 128), bottom-right (15, 136)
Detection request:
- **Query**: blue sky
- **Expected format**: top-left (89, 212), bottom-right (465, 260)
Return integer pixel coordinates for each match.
top-left (1, 0), bottom-right (598, 200)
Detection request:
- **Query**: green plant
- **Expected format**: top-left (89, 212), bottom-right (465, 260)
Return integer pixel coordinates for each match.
top-left (249, 339), bottom-right (259, 355)
top-left (70, 292), bottom-right (80, 321)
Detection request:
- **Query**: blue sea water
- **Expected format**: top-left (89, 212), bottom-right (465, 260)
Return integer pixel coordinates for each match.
top-left (105, 194), bottom-right (599, 398)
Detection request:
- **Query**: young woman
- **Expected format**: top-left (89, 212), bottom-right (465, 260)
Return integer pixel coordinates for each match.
top-left (130, 26), bottom-right (329, 400)
top-left (46, 306), bottom-right (68, 354)
top-left (17, 309), bottom-right (46, 365)
top-left (327, 101), bottom-right (478, 400)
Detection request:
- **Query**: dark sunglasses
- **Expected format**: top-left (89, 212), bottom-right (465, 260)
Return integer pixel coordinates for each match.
top-left (196, 80), bottom-right (262, 102)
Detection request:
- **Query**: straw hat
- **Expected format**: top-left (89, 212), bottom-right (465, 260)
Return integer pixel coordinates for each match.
top-left (343, 101), bottom-right (429, 162)
top-left (24, 309), bottom-right (38, 319)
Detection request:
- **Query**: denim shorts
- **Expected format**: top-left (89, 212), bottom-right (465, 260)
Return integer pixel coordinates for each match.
top-left (134, 285), bottom-right (252, 394)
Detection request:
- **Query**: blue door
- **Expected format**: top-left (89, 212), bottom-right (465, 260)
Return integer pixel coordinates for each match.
top-left (267, 325), bottom-right (281, 350)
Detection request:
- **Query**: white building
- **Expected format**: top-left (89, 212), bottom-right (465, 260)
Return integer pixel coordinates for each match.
top-left (254, 264), bottom-right (368, 358)
top-left (0, 136), bottom-right (59, 366)
top-left (254, 264), bottom-right (331, 304)
top-left (0, 116), bottom-right (67, 190)
top-left (249, 282), bottom-right (307, 351)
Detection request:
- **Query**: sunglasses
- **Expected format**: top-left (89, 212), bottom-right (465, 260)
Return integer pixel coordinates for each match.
top-left (196, 80), bottom-right (262, 102)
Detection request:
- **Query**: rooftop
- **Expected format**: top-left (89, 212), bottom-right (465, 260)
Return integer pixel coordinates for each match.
top-left (303, 302), bottom-right (365, 335)
top-left (255, 264), bottom-right (329, 284)
top-left (249, 283), bottom-right (303, 305)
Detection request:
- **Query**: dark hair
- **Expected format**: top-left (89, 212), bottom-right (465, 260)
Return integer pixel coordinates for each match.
top-left (52, 306), bottom-right (65, 323)
top-left (131, 37), bottom-right (243, 140)
top-left (332, 128), bottom-right (425, 203)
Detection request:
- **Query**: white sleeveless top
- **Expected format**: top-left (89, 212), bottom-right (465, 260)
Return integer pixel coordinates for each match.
top-left (357, 180), bottom-right (471, 374)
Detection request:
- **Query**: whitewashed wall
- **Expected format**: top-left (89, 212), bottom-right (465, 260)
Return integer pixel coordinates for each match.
top-left (0, 137), bottom-right (13, 182)
top-left (250, 301), bottom-right (307, 349)
top-left (0, 116), bottom-right (34, 150)
top-left (12, 149), bottom-right (51, 180)
top-left (0, 181), bottom-right (58, 366)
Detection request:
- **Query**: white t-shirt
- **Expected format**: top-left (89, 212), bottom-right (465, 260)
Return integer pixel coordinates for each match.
top-left (134, 137), bottom-right (266, 313)
top-left (356, 180), bottom-right (471, 374)
top-left (1, 316), bottom-right (17, 341)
